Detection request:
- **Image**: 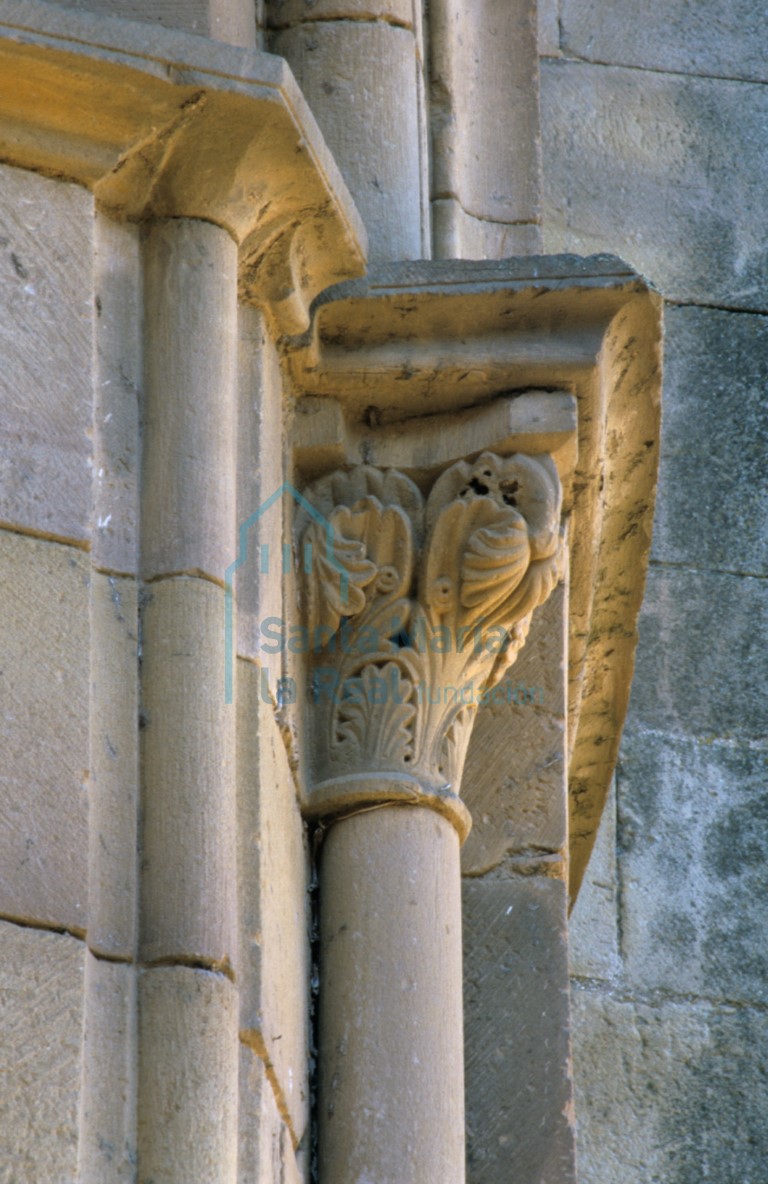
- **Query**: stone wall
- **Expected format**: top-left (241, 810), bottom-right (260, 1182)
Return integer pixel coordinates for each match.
top-left (539, 4), bottom-right (768, 1180)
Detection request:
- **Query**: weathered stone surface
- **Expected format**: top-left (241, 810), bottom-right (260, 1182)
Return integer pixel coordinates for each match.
top-left (568, 778), bottom-right (620, 981)
top-left (537, 0), bottom-right (560, 57)
top-left (628, 566), bottom-right (767, 741)
top-left (268, 0), bottom-right (414, 23)
top-left (541, 61), bottom-right (768, 308)
top-left (79, 954), bottom-right (137, 1184)
top-left (237, 661), bottom-right (310, 1145)
top-left (92, 215), bottom-right (141, 576)
top-left (430, 0), bottom-right (541, 232)
top-left (0, 532), bottom-right (89, 932)
top-left (652, 306), bottom-right (768, 575)
top-left (561, 0), bottom-right (768, 84)
top-left (140, 577), bottom-right (237, 970)
top-left (47, 0), bottom-right (257, 47)
top-left (463, 581), bottom-right (568, 875)
top-left (88, 572), bottom-right (139, 959)
top-left (270, 21), bottom-right (425, 260)
top-left (238, 1042), bottom-right (306, 1184)
top-left (236, 307), bottom-right (285, 693)
top-left (320, 808), bottom-right (465, 1184)
top-left (0, 922), bottom-right (84, 1183)
top-left (463, 876), bottom-right (576, 1183)
top-left (137, 966), bottom-right (238, 1183)
top-left (571, 985), bottom-right (768, 1184)
top-left (141, 219), bottom-right (237, 584)
top-left (0, 165), bottom-right (93, 543)
top-left (617, 728), bottom-right (768, 1005)
top-left (432, 199), bottom-right (542, 259)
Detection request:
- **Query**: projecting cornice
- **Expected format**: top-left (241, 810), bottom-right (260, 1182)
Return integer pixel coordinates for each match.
top-left (283, 257), bottom-right (663, 903)
top-left (0, 0), bottom-right (367, 333)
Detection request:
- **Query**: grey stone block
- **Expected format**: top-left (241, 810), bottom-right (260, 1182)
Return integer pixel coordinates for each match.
top-left (571, 985), bottom-right (768, 1184)
top-left (617, 728), bottom-right (768, 1005)
top-left (463, 876), bottom-right (576, 1183)
top-left (568, 779), bottom-right (620, 981)
top-left (652, 306), bottom-right (768, 574)
top-left (540, 61), bottom-right (768, 308)
top-left (628, 565), bottom-right (767, 741)
top-left (561, 0), bottom-right (768, 84)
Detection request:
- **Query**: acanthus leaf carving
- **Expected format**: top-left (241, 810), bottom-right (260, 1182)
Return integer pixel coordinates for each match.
top-left (298, 452), bottom-right (565, 824)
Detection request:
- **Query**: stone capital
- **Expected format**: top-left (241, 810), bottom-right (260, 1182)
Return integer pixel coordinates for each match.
top-left (297, 452), bottom-right (565, 840)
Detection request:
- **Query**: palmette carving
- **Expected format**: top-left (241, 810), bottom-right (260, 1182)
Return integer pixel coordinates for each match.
top-left (297, 453), bottom-right (564, 803)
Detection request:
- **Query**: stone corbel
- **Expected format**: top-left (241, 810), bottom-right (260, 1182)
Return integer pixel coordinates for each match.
top-left (286, 256), bottom-right (663, 900)
top-left (0, 0), bottom-right (367, 333)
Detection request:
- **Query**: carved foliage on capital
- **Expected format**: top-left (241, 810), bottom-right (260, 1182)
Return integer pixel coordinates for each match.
top-left (297, 453), bottom-right (564, 797)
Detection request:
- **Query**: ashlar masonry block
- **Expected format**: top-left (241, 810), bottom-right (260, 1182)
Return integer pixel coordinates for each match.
top-left (463, 876), bottom-right (576, 1184)
top-left (237, 659), bottom-right (310, 1147)
top-left (0, 165), bottom-right (94, 544)
top-left (137, 965), bottom-right (239, 1184)
top-left (79, 953), bottom-right (137, 1184)
top-left (0, 922), bottom-right (85, 1183)
top-left (0, 531), bottom-right (89, 934)
top-left (140, 576), bottom-right (237, 970)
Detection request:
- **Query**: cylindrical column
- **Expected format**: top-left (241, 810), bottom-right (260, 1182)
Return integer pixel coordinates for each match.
top-left (138, 218), bottom-right (239, 1183)
top-left (269, 1), bottom-right (429, 261)
top-left (319, 805), bottom-right (466, 1184)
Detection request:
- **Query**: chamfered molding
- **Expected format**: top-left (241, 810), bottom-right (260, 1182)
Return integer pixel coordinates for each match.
top-left (0, 0), bottom-right (367, 333)
top-left (285, 257), bottom-right (662, 902)
top-left (297, 453), bottom-right (565, 842)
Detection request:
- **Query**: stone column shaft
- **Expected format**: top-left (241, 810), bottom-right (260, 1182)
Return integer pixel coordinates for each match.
top-left (319, 806), bottom-right (465, 1184)
top-left (137, 218), bottom-right (239, 1183)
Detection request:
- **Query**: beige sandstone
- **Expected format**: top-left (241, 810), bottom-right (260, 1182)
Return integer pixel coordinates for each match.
top-left (319, 808), bottom-right (465, 1184)
top-left (0, 922), bottom-right (84, 1183)
top-left (237, 660), bottom-right (310, 1145)
top-left (432, 198), bottom-right (542, 260)
top-left (268, 0), bottom-right (415, 24)
top-left (92, 215), bottom-right (141, 576)
top-left (463, 876), bottom-right (576, 1182)
top-left (142, 219), bottom-right (237, 584)
top-left (0, 165), bottom-right (93, 544)
top-left (270, 20), bottom-right (427, 260)
top-left (79, 953), bottom-right (137, 1184)
top-left (236, 306), bottom-right (285, 690)
top-left (140, 577), bottom-right (237, 971)
top-left (137, 965), bottom-right (239, 1184)
top-left (429, 0), bottom-right (541, 257)
top-left (0, 531), bottom-right (90, 934)
top-left (238, 1042), bottom-right (306, 1184)
top-left (87, 571), bottom-right (139, 958)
